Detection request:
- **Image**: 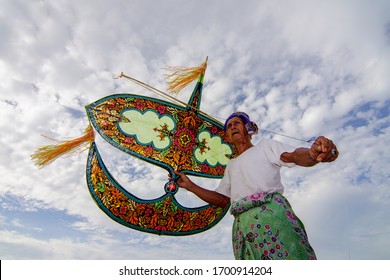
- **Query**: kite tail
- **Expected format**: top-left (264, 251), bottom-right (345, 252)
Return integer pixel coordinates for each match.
top-left (164, 57), bottom-right (208, 94)
top-left (31, 124), bottom-right (95, 168)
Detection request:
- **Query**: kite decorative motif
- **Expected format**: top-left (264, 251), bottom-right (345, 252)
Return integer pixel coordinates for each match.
top-left (32, 58), bottom-right (233, 235)
top-left (87, 142), bottom-right (228, 235)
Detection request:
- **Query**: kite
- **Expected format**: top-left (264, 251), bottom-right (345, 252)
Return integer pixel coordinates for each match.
top-left (32, 58), bottom-right (234, 236)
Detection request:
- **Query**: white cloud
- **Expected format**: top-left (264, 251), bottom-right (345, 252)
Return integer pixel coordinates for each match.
top-left (1, 0), bottom-right (389, 260)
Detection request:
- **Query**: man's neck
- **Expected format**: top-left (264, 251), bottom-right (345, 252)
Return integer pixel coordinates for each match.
top-left (234, 139), bottom-right (254, 155)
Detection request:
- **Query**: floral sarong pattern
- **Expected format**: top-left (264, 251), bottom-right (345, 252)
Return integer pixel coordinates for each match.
top-left (231, 193), bottom-right (317, 260)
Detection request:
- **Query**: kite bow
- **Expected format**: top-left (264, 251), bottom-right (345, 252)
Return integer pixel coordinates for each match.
top-left (33, 58), bottom-right (232, 236)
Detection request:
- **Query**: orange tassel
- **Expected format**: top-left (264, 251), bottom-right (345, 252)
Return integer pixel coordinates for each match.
top-left (31, 124), bottom-right (95, 168)
top-left (164, 57), bottom-right (208, 94)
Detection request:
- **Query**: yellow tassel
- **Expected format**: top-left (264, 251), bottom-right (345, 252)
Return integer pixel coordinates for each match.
top-left (164, 57), bottom-right (208, 94)
top-left (31, 124), bottom-right (95, 168)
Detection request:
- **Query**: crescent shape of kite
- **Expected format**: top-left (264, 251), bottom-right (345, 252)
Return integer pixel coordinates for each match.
top-left (87, 142), bottom-right (229, 235)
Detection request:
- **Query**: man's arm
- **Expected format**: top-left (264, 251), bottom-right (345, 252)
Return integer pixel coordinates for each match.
top-left (281, 136), bottom-right (338, 167)
top-left (173, 171), bottom-right (230, 208)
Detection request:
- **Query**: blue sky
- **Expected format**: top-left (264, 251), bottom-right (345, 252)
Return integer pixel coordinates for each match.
top-left (0, 0), bottom-right (389, 260)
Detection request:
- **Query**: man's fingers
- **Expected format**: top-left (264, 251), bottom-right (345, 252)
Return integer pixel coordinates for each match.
top-left (319, 147), bottom-right (339, 162)
top-left (315, 137), bottom-right (334, 153)
top-left (312, 136), bottom-right (338, 163)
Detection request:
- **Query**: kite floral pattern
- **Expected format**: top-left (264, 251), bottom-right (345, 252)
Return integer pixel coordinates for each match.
top-left (33, 59), bottom-right (232, 236)
top-left (174, 127), bottom-right (196, 152)
top-left (87, 143), bottom-right (228, 235)
top-left (86, 94), bottom-right (233, 177)
top-left (83, 61), bottom-right (233, 235)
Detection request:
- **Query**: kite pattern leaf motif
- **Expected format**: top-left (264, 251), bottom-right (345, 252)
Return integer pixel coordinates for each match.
top-left (85, 91), bottom-right (233, 178)
top-left (86, 142), bottom-right (229, 235)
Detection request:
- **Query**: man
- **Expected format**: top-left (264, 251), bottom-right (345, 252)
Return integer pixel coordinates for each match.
top-left (174, 112), bottom-right (338, 259)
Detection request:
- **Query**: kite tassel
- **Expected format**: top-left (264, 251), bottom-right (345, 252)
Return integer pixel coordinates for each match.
top-left (31, 124), bottom-right (95, 168)
top-left (164, 57), bottom-right (208, 94)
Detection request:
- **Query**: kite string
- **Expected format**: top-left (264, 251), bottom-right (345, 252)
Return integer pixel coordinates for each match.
top-left (259, 129), bottom-right (315, 143)
top-left (115, 73), bottom-right (224, 124)
top-left (115, 73), bottom-right (315, 143)
top-left (115, 72), bottom-right (188, 107)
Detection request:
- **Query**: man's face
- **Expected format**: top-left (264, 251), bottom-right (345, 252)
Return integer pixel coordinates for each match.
top-left (225, 116), bottom-right (248, 143)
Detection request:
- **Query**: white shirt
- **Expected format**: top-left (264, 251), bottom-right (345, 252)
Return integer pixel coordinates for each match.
top-left (215, 138), bottom-right (296, 201)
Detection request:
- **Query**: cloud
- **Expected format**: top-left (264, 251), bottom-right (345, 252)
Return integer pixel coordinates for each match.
top-left (1, 0), bottom-right (389, 260)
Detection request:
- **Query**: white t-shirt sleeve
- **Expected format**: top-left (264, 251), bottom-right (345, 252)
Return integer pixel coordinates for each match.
top-left (264, 139), bottom-right (297, 168)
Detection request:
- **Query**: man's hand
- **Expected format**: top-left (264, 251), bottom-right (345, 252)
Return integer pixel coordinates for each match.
top-left (169, 170), bottom-right (194, 190)
top-left (169, 170), bottom-right (230, 208)
top-left (309, 136), bottom-right (339, 162)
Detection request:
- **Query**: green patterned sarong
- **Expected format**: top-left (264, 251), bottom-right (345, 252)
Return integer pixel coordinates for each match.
top-left (231, 193), bottom-right (317, 260)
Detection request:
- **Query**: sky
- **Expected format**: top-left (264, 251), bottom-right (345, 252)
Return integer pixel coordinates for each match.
top-left (0, 0), bottom-right (389, 260)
